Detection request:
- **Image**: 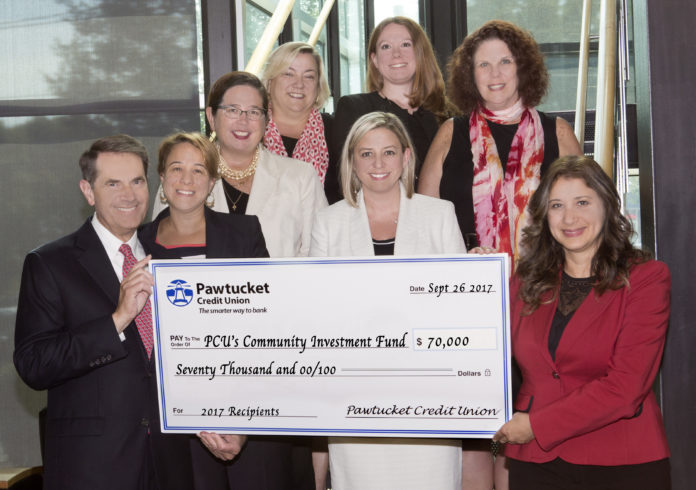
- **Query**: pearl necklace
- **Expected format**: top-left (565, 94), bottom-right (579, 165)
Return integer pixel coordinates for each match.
top-left (218, 145), bottom-right (260, 181)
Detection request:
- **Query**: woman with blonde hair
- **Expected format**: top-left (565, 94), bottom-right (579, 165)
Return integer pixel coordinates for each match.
top-left (261, 41), bottom-right (333, 185)
top-left (311, 112), bottom-right (465, 489)
top-left (327, 16), bottom-right (455, 203)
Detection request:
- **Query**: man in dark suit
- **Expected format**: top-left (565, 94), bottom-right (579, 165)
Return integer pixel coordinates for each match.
top-left (14, 135), bottom-right (174, 490)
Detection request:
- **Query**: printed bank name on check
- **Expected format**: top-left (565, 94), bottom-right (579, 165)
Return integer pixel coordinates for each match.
top-left (150, 254), bottom-right (511, 437)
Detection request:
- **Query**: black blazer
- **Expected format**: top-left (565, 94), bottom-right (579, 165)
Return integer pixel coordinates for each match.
top-left (138, 206), bottom-right (269, 260)
top-left (14, 219), bottom-right (157, 490)
top-left (139, 207), bottom-right (275, 490)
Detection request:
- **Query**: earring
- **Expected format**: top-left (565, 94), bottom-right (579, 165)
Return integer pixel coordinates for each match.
top-left (206, 192), bottom-right (215, 208)
top-left (209, 131), bottom-right (217, 143)
top-left (159, 187), bottom-right (168, 205)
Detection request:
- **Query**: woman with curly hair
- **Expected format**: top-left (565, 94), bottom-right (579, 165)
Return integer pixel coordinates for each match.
top-left (419, 19), bottom-right (582, 489)
top-left (327, 16), bottom-right (456, 203)
top-left (419, 20), bottom-right (581, 257)
top-left (494, 155), bottom-right (671, 490)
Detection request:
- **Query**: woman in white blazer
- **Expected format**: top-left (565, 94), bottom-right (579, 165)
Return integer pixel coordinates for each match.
top-left (310, 112), bottom-right (466, 490)
top-left (152, 72), bottom-right (324, 490)
top-left (152, 71), bottom-right (327, 259)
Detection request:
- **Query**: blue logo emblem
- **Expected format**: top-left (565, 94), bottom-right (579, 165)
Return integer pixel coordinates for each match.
top-left (166, 279), bottom-right (194, 307)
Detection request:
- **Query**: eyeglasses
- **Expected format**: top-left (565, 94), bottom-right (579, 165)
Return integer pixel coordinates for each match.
top-left (217, 105), bottom-right (266, 121)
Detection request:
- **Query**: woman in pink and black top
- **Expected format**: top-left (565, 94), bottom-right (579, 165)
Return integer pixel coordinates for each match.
top-left (419, 20), bottom-right (581, 257)
top-left (418, 19), bottom-right (582, 490)
top-left (261, 42), bottom-right (333, 187)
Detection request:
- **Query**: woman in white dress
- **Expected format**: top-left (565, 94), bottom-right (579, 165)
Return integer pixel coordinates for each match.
top-left (310, 111), bottom-right (465, 489)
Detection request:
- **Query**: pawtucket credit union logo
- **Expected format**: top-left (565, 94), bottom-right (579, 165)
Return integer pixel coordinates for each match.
top-left (166, 279), bottom-right (194, 307)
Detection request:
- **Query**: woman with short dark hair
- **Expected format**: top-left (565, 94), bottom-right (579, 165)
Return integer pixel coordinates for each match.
top-left (150, 72), bottom-right (327, 489)
top-left (152, 71), bottom-right (327, 259)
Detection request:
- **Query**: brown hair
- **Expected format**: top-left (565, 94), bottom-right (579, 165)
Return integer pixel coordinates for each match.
top-left (340, 111), bottom-right (416, 207)
top-left (79, 134), bottom-right (149, 184)
top-left (262, 42), bottom-right (331, 109)
top-left (157, 132), bottom-right (219, 179)
top-left (516, 155), bottom-right (651, 312)
top-left (448, 20), bottom-right (548, 114)
top-left (207, 71), bottom-right (269, 124)
top-left (367, 17), bottom-right (455, 121)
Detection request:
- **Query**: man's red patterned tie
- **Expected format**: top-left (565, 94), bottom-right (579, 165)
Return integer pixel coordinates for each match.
top-left (119, 244), bottom-right (153, 358)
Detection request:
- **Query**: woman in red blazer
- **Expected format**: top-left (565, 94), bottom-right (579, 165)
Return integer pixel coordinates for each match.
top-left (494, 155), bottom-right (671, 489)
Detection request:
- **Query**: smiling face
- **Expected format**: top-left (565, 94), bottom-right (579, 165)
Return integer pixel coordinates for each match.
top-left (353, 127), bottom-right (410, 198)
top-left (370, 23), bottom-right (417, 88)
top-left (547, 177), bottom-right (606, 269)
top-left (160, 142), bottom-right (215, 215)
top-left (206, 84), bottom-right (266, 158)
top-left (269, 52), bottom-right (319, 116)
top-left (473, 38), bottom-right (519, 111)
top-left (80, 152), bottom-right (148, 242)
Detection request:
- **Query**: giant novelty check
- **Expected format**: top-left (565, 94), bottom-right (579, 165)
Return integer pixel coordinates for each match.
top-left (150, 254), bottom-right (511, 438)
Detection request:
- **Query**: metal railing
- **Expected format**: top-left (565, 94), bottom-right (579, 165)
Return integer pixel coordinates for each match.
top-left (615, 0), bottom-right (631, 206)
top-left (575, 0), bottom-right (624, 180)
top-left (243, 0), bottom-right (336, 75)
top-left (245, 0), bottom-right (627, 189)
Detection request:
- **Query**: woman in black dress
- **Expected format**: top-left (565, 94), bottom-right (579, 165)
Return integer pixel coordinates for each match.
top-left (327, 16), bottom-right (455, 203)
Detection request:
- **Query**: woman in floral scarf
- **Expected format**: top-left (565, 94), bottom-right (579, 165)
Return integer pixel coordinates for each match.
top-left (419, 20), bottom-right (582, 490)
top-left (261, 42), bottom-right (333, 186)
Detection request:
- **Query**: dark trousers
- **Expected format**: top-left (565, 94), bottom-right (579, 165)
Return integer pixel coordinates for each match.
top-left (192, 436), bottom-right (315, 490)
top-left (508, 457), bottom-right (671, 490)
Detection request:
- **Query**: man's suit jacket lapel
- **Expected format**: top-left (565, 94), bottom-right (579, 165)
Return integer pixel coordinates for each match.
top-left (77, 219), bottom-right (152, 366)
top-left (74, 220), bottom-right (121, 306)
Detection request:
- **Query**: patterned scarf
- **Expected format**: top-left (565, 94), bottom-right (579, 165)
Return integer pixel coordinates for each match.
top-left (264, 108), bottom-right (329, 184)
top-left (470, 100), bottom-right (544, 262)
